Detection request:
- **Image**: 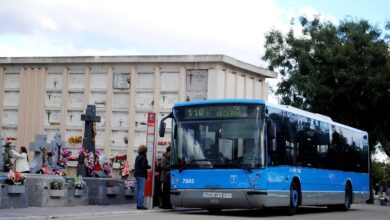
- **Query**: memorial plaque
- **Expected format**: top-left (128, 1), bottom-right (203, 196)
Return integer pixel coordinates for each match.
top-left (91, 73), bottom-right (108, 89)
top-left (3, 92), bottom-right (19, 107)
top-left (96, 111), bottom-right (105, 127)
top-left (113, 73), bottom-right (130, 89)
top-left (136, 92), bottom-right (153, 109)
top-left (66, 129), bottom-right (82, 142)
top-left (161, 72), bottom-right (179, 91)
top-left (95, 130), bottom-right (105, 146)
top-left (89, 92), bottom-right (106, 108)
top-left (2, 128), bottom-right (17, 138)
top-left (136, 73), bottom-right (154, 90)
top-left (45, 92), bottom-right (62, 107)
top-left (111, 112), bottom-right (129, 128)
top-left (160, 93), bottom-right (178, 109)
top-left (186, 69), bottom-right (208, 91)
top-left (186, 91), bottom-right (207, 101)
top-left (186, 69), bottom-right (208, 101)
top-left (45, 129), bottom-right (60, 142)
top-left (44, 110), bottom-right (61, 126)
top-left (4, 73), bottom-right (20, 89)
top-left (46, 73), bottom-right (63, 90)
top-left (112, 92), bottom-right (130, 109)
top-left (2, 110), bottom-right (18, 125)
top-left (68, 73), bottom-right (85, 89)
top-left (68, 92), bottom-right (84, 108)
top-left (67, 111), bottom-right (83, 126)
top-left (135, 112), bottom-right (148, 129)
top-left (111, 131), bottom-right (128, 147)
top-left (134, 131), bottom-right (146, 148)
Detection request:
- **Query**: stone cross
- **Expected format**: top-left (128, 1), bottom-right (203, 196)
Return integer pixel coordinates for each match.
top-left (78, 105), bottom-right (100, 177)
top-left (81, 105), bottom-right (100, 156)
top-left (29, 134), bottom-right (52, 173)
top-left (49, 133), bottom-right (65, 168)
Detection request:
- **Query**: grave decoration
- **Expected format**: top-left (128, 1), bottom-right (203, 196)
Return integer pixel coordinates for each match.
top-left (53, 148), bottom-right (72, 176)
top-left (1, 139), bottom-right (14, 172)
top-left (6, 170), bottom-right (26, 194)
top-left (7, 170), bottom-right (26, 185)
top-left (77, 105), bottom-right (100, 177)
top-left (73, 176), bottom-right (86, 190)
top-left (50, 180), bottom-right (65, 197)
top-left (29, 134), bottom-right (52, 173)
top-left (49, 133), bottom-right (65, 170)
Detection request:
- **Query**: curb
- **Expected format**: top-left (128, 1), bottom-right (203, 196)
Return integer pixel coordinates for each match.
top-left (0, 208), bottom-right (197, 220)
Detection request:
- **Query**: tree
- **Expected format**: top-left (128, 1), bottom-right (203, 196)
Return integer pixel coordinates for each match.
top-left (263, 16), bottom-right (390, 157)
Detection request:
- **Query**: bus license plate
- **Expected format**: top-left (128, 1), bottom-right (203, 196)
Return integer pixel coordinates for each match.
top-left (202, 192), bottom-right (232, 199)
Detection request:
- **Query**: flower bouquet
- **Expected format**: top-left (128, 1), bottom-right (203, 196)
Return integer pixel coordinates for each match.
top-left (7, 170), bottom-right (25, 185)
top-left (6, 171), bottom-right (26, 194)
top-left (50, 180), bottom-right (65, 197)
top-left (124, 180), bottom-right (135, 196)
top-left (73, 176), bottom-right (86, 197)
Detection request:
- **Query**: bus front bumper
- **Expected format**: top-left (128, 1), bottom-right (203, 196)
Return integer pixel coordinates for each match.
top-left (170, 189), bottom-right (289, 209)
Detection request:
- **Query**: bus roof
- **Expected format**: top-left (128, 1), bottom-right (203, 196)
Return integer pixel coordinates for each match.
top-left (173, 99), bottom-right (367, 134)
top-left (173, 99), bottom-right (266, 107)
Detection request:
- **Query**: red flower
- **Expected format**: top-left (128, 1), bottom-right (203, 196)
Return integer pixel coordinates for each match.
top-left (93, 163), bottom-right (101, 171)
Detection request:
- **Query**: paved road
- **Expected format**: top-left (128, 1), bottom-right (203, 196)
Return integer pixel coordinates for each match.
top-left (1, 204), bottom-right (388, 220)
top-left (67, 204), bottom-right (389, 220)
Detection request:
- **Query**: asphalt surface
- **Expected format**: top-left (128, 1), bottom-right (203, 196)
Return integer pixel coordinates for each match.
top-left (0, 204), bottom-right (389, 220)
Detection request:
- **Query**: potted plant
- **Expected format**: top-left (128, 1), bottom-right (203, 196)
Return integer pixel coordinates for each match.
top-left (73, 176), bottom-right (86, 197)
top-left (124, 180), bottom-right (135, 196)
top-left (106, 181), bottom-right (119, 195)
top-left (6, 170), bottom-right (26, 194)
top-left (50, 180), bottom-right (65, 197)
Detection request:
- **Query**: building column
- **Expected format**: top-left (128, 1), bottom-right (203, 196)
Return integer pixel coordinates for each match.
top-left (127, 67), bottom-right (137, 167)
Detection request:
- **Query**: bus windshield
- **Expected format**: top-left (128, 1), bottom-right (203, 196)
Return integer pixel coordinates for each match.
top-left (172, 115), bottom-right (265, 170)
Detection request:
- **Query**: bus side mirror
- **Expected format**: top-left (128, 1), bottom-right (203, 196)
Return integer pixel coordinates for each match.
top-left (159, 121), bottom-right (166, 137)
top-left (159, 112), bottom-right (173, 137)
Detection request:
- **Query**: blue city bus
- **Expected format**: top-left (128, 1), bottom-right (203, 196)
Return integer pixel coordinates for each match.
top-left (159, 99), bottom-right (369, 215)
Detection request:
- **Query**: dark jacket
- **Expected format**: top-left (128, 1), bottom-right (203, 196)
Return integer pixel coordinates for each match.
top-left (134, 154), bottom-right (149, 178)
top-left (161, 154), bottom-right (170, 182)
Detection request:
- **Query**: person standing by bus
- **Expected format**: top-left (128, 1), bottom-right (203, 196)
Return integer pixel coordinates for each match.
top-left (153, 155), bottom-right (163, 207)
top-left (160, 146), bottom-right (172, 209)
top-left (134, 145), bottom-right (150, 210)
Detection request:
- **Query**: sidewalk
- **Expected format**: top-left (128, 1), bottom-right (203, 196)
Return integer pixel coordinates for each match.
top-left (0, 204), bottom-right (179, 220)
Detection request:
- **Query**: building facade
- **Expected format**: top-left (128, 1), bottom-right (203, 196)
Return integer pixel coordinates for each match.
top-left (0, 55), bottom-right (277, 168)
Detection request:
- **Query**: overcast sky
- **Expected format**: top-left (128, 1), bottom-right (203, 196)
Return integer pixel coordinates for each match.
top-left (0, 0), bottom-right (388, 102)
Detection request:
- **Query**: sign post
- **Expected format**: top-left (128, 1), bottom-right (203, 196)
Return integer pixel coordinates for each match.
top-left (144, 112), bottom-right (156, 208)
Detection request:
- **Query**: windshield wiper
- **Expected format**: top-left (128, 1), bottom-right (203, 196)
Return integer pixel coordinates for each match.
top-left (178, 159), bottom-right (216, 172)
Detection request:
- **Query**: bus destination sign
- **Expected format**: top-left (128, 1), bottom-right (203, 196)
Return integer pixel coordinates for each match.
top-left (184, 105), bottom-right (248, 119)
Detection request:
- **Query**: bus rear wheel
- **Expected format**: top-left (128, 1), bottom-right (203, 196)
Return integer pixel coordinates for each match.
top-left (286, 181), bottom-right (299, 215)
top-left (328, 183), bottom-right (352, 211)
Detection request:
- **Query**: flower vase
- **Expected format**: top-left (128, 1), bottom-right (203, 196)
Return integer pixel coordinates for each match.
top-left (124, 188), bottom-right (134, 196)
top-left (50, 189), bottom-right (65, 197)
top-left (106, 186), bottom-right (119, 195)
top-left (8, 185), bottom-right (25, 194)
top-left (74, 188), bottom-right (83, 197)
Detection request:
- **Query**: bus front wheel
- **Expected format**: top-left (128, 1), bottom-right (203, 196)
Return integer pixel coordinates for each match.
top-left (286, 181), bottom-right (299, 215)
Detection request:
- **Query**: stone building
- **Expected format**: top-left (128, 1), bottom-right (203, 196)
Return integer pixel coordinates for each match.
top-left (0, 55), bottom-right (277, 168)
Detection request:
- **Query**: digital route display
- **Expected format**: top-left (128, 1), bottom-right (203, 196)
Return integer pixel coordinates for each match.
top-left (183, 105), bottom-right (248, 120)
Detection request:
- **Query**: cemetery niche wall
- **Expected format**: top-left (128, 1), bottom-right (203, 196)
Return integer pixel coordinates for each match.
top-left (0, 55), bottom-right (275, 177)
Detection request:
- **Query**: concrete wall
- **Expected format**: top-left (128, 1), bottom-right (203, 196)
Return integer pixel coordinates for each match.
top-left (0, 56), bottom-right (275, 172)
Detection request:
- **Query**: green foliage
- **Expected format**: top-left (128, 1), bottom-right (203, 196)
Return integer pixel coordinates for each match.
top-left (263, 16), bottom-right (390, 156)
top-left (372, 160), bottom-right (390, 189)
